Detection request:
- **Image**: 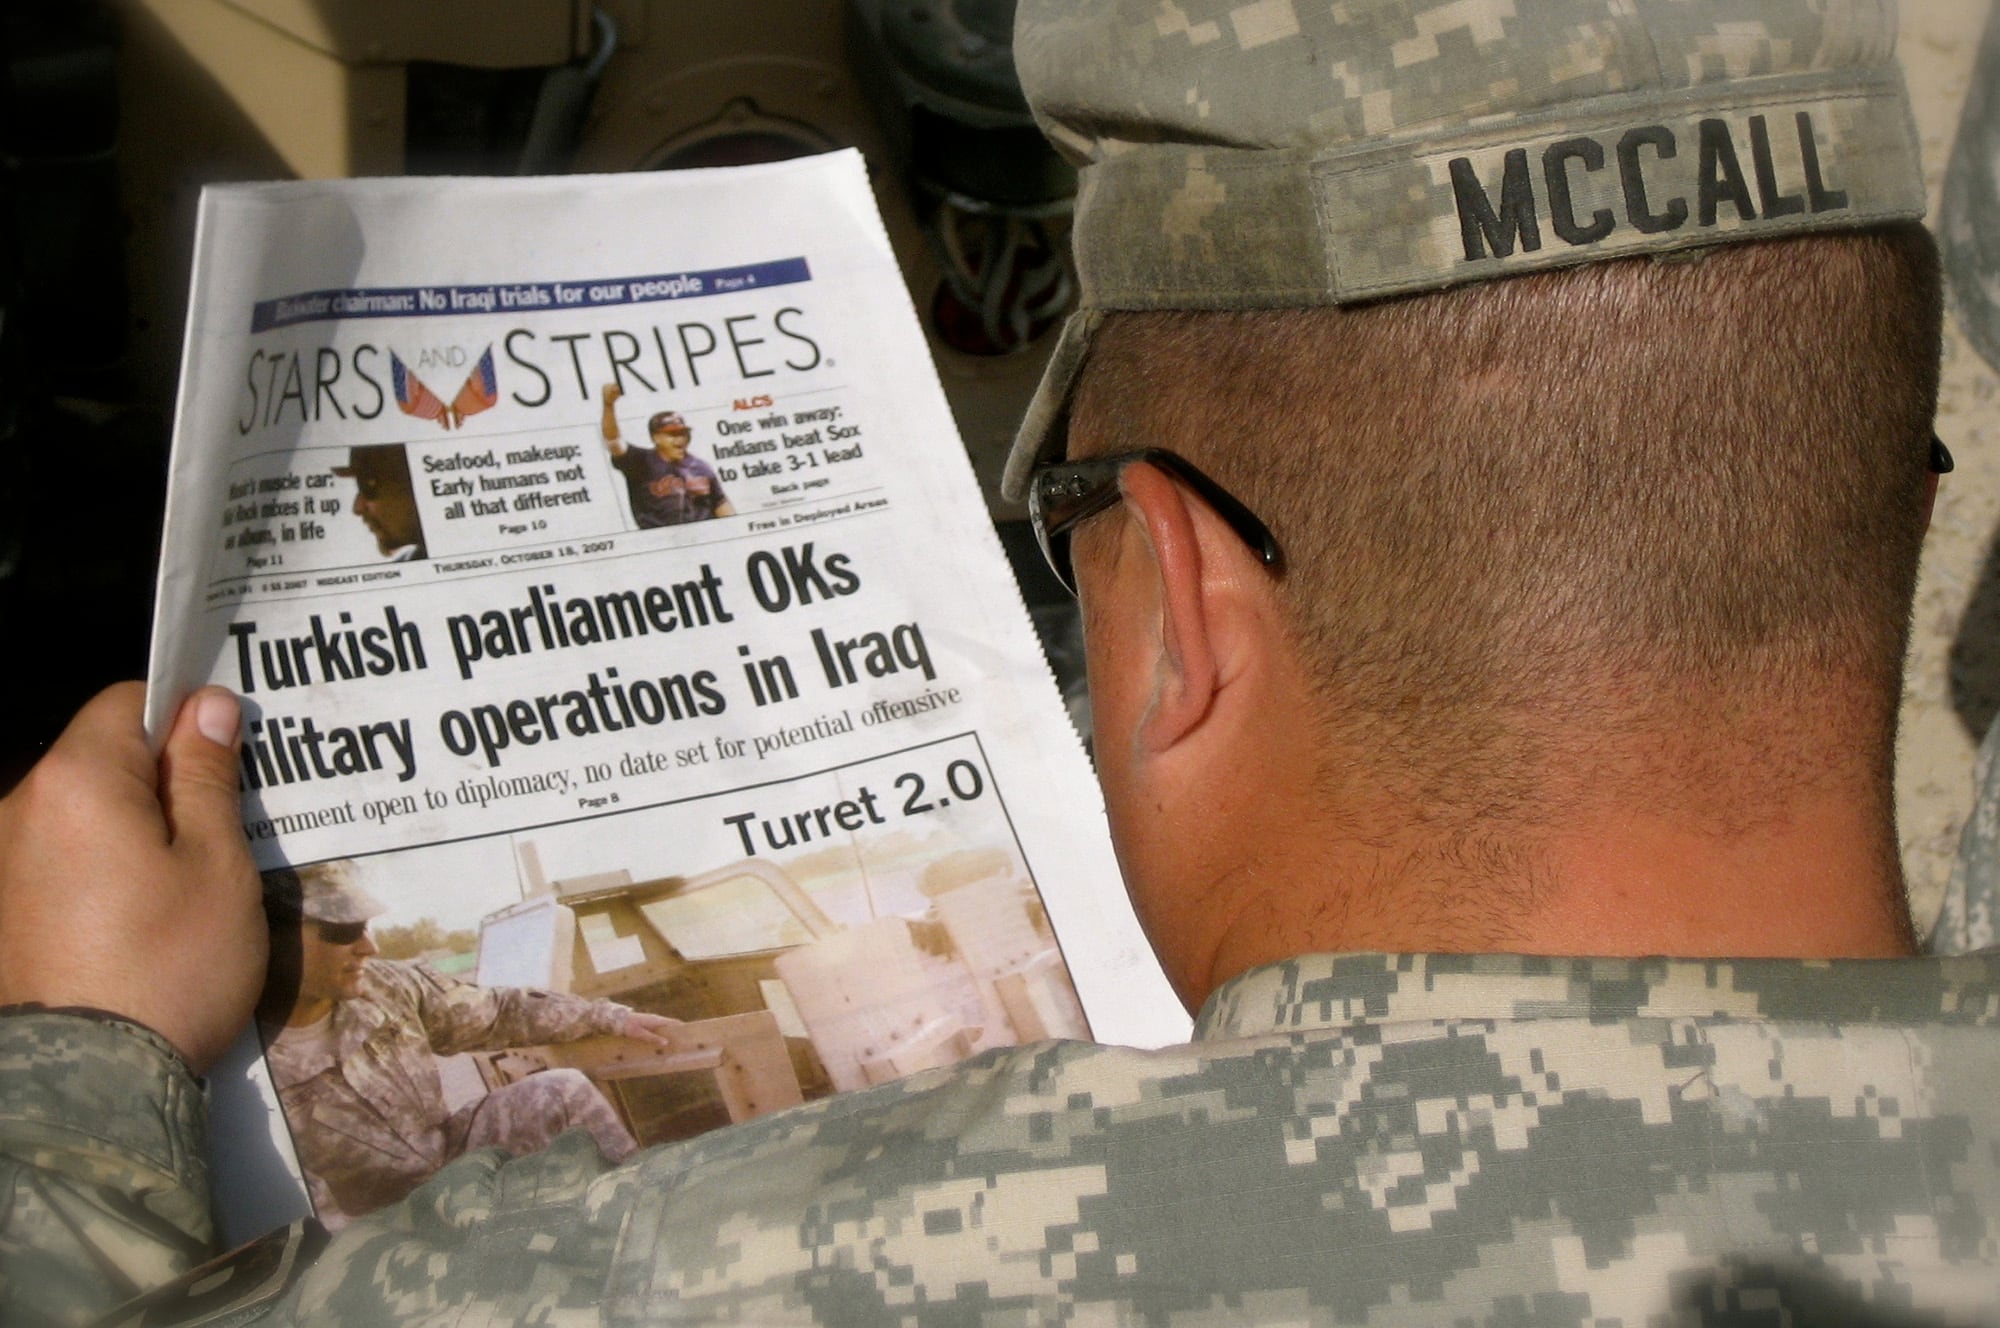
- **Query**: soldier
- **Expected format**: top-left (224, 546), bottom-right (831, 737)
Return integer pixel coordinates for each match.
top-left (2, 2), bottom-right (1998, 1325)
top-left (256, 862), bottom-right (678, 1226)
top-left (332, 444), bottom-right (427, 561)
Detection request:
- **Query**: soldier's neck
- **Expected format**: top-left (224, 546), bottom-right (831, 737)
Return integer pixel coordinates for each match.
top-left (1510, 791), bottom-right (1914, 959)
top-left (1191, 756), bottom-right (1913, 1003)
top-left (286, 996), bottom-right (335, 1027)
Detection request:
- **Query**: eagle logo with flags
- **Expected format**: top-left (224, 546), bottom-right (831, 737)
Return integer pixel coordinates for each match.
top-left (392, 345), bottom-right (499, 430)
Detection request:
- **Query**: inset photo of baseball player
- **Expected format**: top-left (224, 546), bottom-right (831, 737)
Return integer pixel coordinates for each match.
top-left (600, 383), bottom-right (734, 529)
top-left (333, 444), bottom-right (428, 562)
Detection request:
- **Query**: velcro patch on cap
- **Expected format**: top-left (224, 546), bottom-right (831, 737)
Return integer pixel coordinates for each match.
top-left (1317, 83), bottom-right (1924, 301)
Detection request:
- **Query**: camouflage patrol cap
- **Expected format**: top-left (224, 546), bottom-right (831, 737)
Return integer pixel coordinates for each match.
top-left (1002, 0), bottom-right (1927, 497)
top-left (267, 860), bottom-right (387, 925)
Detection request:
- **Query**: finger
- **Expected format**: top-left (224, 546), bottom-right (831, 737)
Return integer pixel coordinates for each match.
top-left (158, 687), bottom-right (249, 854)
top-left (623, 1021), bottom-right (675, 1048)
top-left (630, 1014), bottom-right (682, 1034)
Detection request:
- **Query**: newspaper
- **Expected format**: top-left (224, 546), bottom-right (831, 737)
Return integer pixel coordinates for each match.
top-left (145, 153), bottom-right (1188, 1243)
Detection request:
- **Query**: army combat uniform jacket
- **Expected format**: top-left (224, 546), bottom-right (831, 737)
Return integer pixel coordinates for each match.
top-left (4, 952), bottom-right (1998, 1326)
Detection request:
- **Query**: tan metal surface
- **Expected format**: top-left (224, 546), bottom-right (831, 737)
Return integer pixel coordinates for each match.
top-left (117, 0), bottom-right (401, 402)
top-left (124, 0), bottom-right (406, 180)
top-left (523, 1010), bottom-right (807, 1125)
top-left (213, 0), bottom-right (582, 67)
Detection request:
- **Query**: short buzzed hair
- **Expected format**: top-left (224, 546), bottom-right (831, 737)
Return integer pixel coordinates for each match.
top-left (1069, 226), bottom-right (1942, 830)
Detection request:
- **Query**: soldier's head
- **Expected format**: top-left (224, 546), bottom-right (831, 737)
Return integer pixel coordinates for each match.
top-left (334, 445), bottom-right (425, 558)
top-left (262, 860), bottom-right (385, 1014)
top-left (648, 411), bottom-right (692, 462)
top-left (1010, 0), bottom-right (1941, 1000)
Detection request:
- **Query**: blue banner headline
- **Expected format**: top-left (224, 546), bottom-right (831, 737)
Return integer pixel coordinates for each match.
top-left (249, 257), bottom-right (812, 334)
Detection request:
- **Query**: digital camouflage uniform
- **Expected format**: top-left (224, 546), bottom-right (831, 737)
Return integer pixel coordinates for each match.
top-left (6, 952), bottom-right (2000, 1325)
top-left (0, 1014), bottom-right (210, 1327)
top-left (1936, 715), bottom-right (2000, 955)
top-left (265, 960), bottom-right (637, 1223)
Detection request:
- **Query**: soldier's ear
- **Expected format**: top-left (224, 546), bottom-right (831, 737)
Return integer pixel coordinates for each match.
top-left (1116, 462), bottom-right (1217, 752)
top-left (1109, 461), bottom-right (1280, 756)
top-left (1077, 460), bottom-right (1306, 1009)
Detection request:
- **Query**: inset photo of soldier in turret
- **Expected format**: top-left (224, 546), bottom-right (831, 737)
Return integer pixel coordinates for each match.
top-left (256, 861), bottom-right (681, 1228)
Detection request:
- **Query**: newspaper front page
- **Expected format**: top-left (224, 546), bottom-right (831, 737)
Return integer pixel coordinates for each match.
top-left (146, 154), bottom-right (1187, 1242)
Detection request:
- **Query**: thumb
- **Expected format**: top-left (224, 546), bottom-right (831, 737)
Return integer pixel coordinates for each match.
top-left (158, 687), bottom-right (249, 853)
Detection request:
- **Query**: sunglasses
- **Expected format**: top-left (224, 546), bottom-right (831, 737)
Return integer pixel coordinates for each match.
top-left (1028, 449), bottom-right (1283, 596)
top-left (315, 920), bottom-right (370, 945)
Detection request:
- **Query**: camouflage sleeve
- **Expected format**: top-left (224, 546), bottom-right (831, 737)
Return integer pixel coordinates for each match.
top-left (398, 964), bottom-right (627, 1056)
top-left (0, 1012), bottom-right (213, 1327)
top-left (1934, 710), bottom-right (2000, 953)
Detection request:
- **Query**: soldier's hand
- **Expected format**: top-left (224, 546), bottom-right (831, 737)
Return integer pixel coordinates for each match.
top-left (620, 1011), bottom-right (682, 1049)
top-left (601, 381), bottom-right (623, 405)
top-left (0, 684), bottom-right (266, 1072)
